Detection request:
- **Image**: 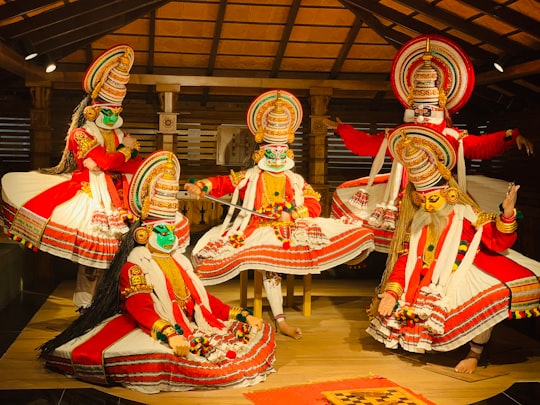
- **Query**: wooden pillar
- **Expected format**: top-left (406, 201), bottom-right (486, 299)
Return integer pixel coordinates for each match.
top-left (308, 87), bottom-right (332, 216)
top-left (28, 82), bottom-right (52, 169)
top-left (25, 82), bottom-right (54, 283)
top-left (157, 84), bottom-right (180, 152)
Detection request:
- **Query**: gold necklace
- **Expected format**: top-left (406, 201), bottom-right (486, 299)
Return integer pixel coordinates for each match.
top-left (262, 171), bottom-right (286, 206)
top-left (152, 254), bottom-right (192, 308)
top-left (100, 129), bottom-right (117, 153)
top-left (423, 223), bottom-right (437, 265)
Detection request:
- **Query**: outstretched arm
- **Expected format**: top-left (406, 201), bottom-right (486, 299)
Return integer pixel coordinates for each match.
top-left (324, 118), bottom-right (388, 157)
top-left (460, 128), bottom-right (533, 159)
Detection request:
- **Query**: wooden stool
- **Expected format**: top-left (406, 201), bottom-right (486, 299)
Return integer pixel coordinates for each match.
top-left (239, 271), bottom-right (312, 318)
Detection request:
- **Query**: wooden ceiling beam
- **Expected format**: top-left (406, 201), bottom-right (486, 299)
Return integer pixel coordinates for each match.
top-left (271, 0), bottom-right (301, 77)
top-left (340, 0), bottom-right (408, 48)
top-left (329, 15), bottom-right (363, 79)
top-left (393, 0), bottom-right (530, 55)
top-left (207, 0), bottom-right (227, 76)
top-left (465, 0), bottom-right (540, 39)
top-left (34, 1), bottom-right (170, 58)
top-left (0, 41), bottom-right (47, 80)
top-left (49, 72), bottom-right (392, 92)
top-left (147, 11), bottom-right (157, 74)
top-left (343, 0), bottom-right (496, 61)
top-left (0, 0), bottom-right (128, 38)
top-left (0, 0), bottom-right (57, 20)
top-left (476, 59), bottom-right (540, 85)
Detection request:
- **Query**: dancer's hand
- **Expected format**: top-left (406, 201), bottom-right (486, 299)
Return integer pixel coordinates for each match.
top-left (279, 211), bottom-right (292, 222)
top-left (502, 182), bottom-right (520, 218)
top-left (516, 134), bottom-right (534, 156)
top-left (122, 134), bottom-right (138, 149)
top-left (83, 157), bottom-right (98, 171)
top-left (377, 292), bottom-right (397, 317)
top-left (184, 183), bottom-right (204, 199)
top-left (322, 117), bottom-right (342, 129)
top-left (246, 315), bottom-right (263, 330)
top-left (169, 334), bottom-right (190, 357)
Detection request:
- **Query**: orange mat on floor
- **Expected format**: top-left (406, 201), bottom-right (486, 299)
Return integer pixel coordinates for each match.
top-left (244, 375), bottom-right (435, 405)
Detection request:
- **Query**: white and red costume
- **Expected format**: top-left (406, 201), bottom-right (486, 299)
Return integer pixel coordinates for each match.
top-left (367, 203), bottom-right (540, 353)
top-left (41, 152), bottom-right (276, 393)
top-left (192, 166), bottom-right (374, 284)
top-left (1, 121), bottom-right (141, 268)
top-left (330, 123), bottom-right (523, 252)
top-left (43, 214), bottom-right (275, 393)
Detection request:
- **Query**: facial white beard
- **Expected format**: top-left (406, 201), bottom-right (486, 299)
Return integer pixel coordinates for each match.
top-left (411, 203), bottom-right (453, 237)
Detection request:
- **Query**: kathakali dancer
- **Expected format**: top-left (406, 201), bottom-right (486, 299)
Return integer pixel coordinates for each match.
top-left (39, 151), bottom-right (275, 393)
top-left (1, 45), bottom-right (142, 310)
top-left (366, 124), bottom-right (540, 374)
top-left (184, 90), bottom-right (374, 340)
top-left (327, 35), bottom-right (533, 253)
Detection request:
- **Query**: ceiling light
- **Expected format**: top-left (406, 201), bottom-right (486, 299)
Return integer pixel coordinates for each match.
top-left (45, 56), bottom-right (56, 73)
top-left (22, 39), bottom-right (38, 60)
top-left (493, 56), bottom-right (507, 73)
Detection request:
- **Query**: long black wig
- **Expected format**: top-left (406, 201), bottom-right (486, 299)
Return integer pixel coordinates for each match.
top-left (39, 218), bottom-right (142, 356)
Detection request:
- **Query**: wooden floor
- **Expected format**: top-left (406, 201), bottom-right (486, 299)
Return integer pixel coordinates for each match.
top-left (0, 275), bottom-right (538, 405)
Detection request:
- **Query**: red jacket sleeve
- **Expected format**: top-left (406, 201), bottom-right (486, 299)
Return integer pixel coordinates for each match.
top-left (69, 127), bottom-right (141, 172)
top-left (208, 174), bottom-right (238, 197)
top-left (479, 220), bottom-right (517, 252)
top-left (206, 293), bottom-right (231, 322)
top-left (386, 254), bottom-right (407, 287)
top-left (460, 128), bottom-right (519, 160)
top-left (119, 262), bottom-right (161, 336)
top-left (335, 124), bottom-right (388, 157)
top-left (86, 145), bottom-right (140, 172)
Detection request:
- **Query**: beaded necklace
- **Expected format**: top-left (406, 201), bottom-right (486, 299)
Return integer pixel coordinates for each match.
top-left (260, 171), bottom-right (293, 248)
top-left (151, 253), bottom-right (192, 309)
top-left (100, 129), bottom-right (117, 153)
top-left (261, 171), bottom-right (286, 206)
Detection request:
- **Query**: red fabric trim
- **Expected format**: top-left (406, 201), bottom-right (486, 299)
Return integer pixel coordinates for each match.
top-left (71, 315), bottom-right (137, 384)
top-left (404, 211), bottom-right (455, 303)
top-left (22, 180), bottom-right (80, 218)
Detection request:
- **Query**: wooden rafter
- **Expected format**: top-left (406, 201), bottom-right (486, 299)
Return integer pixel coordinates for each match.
top-left (35, 1), bottom-right (170, 58)
top-left (329, 15), bottom-right (363, 79)
top-left (393, 0), bottom-right (530, 55)
top-left (0, 0), bottom-right (129, 38)
top-left (465, 0), bottom-right (540, 38)
top-left (271, 0), bottom-right (301, 77)
top-left (0, 0), bottom-right (62, 20)
top-left (342, 0), bottom-right (496, 61)
top-left (340, 0), bottom-right (409, 48)
top-left (207, 0), bottom-right (228, 76)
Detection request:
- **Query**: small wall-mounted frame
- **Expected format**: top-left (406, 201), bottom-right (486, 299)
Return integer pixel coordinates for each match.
top-left (216, 125), bottom-right (255, 166)
top-left (158, 112), bottom-right (178, 133)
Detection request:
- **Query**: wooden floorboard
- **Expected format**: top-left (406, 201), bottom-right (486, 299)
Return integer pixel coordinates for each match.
top-left (0, 277), bottom-right (538, 405)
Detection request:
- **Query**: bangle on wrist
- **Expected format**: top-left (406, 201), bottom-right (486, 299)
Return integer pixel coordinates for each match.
top-left (496, 214), bottom-right (518, 233)
top-left (384, 282), bottom-right (404, 298)
top-left (151, 319), bottom-right (171, 341)
top-left (501, 208), bottom-right (516, 222)
top-left (385, 290), bottom-right (398, 300)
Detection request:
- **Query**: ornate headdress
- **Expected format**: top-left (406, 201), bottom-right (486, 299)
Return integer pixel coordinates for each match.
top-left (246, 89), bottom-right (303, 172)
top-left (128, 151), bottom-right (180, 221)
top-left (388, 124), bottom-right (456, 193)
top-left (391, 34), bottom-right (474, 121)
top-left (82, 44), bottom-right (135, 105)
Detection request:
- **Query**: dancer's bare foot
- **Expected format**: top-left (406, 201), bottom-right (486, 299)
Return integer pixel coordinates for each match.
top-left (454, 350), bottom-right (480, 374)
top-left (277, 320), bottom-right (302, 340)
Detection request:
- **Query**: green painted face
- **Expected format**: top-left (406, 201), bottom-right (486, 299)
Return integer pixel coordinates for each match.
top-left (152, 224), bottom-right (176, 251)
top-left (263, 144), bottom-right (288, 169)
top-left (100, 108), bottom-right (120, 126)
